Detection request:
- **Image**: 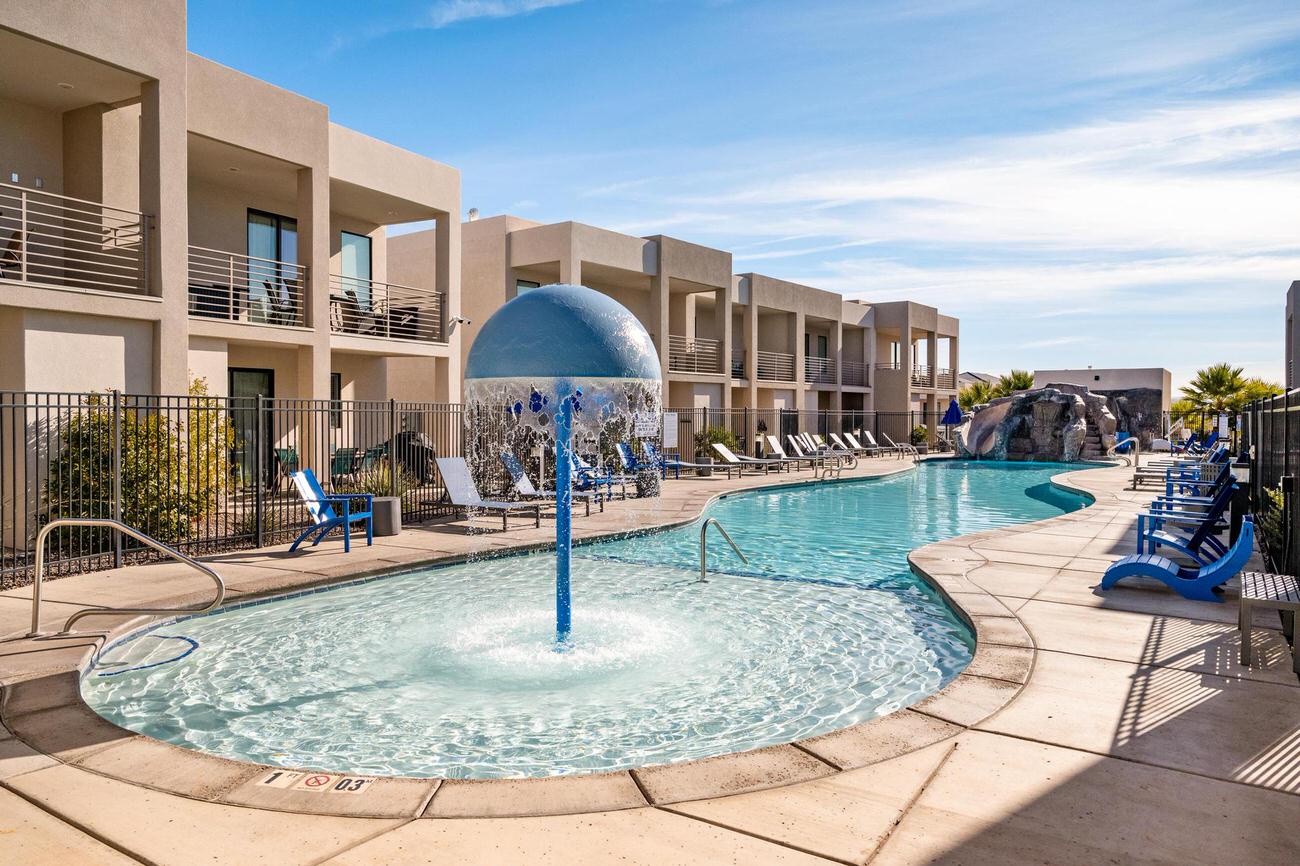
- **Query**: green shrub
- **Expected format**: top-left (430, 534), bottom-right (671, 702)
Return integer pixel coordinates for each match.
top-left (694, 425), bottom-right (738, 458)
top-left (1256, 485), bottom-right (1287, 574)
top-left (910, 425), bottom-right (929, 446)
top-left (43, 379), bottom-right (233, 551)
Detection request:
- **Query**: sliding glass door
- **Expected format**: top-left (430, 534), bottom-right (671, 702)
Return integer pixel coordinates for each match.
top-left (247, 210), bottom-right (298, 324)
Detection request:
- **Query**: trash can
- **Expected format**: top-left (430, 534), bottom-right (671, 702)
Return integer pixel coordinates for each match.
top-left (372, 496), bottom-right (402, 537)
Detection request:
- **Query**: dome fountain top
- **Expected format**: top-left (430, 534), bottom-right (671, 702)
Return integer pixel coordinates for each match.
top-left (465, 284), bottom-right (661, 383)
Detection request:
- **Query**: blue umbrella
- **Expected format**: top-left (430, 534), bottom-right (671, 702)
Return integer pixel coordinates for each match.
top-left (941, 399), bottom-right (963, 426)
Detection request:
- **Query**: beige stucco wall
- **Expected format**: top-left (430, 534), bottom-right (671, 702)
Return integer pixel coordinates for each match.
top-left (1034, 368), bottom-right (1173, 411)
top-left (1, 97), bottom-right (64, 194)
top-left (20, 309), bottom-right (154, 392)
top-left (187, 335), bottom-right (229, 395)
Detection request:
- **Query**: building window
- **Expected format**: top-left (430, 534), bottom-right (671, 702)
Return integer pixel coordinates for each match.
top-left (247, 210), bottom-right (298, 321)
top-left (516, 280), bottom-right (541, 296)
top-left (340, 231), bottom-right (373, 310)
top-left (330, 372), bottom-right (342, 429)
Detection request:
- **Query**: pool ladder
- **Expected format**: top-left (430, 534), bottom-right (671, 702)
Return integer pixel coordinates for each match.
top-left (28, 518), bottom-right (225, 638)
top-left (698, 518), bottom-right (748, 582)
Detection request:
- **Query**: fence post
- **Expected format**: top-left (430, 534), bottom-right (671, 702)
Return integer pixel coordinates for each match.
top-left (111, 389), bottom-right (122, 568)
top-left (389, 398), bottom-right (399, 498)
top-left (254, 395), bottom-right (265, 549)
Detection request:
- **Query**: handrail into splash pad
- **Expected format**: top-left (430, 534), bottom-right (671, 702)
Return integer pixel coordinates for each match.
top-left (699, 518), bottom-right (749, 582)
top-left (29, 518), bottom-right (225, 637)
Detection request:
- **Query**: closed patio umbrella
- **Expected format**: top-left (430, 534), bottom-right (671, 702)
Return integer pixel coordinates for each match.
top-left (941, 399), bottom-right (963, 450)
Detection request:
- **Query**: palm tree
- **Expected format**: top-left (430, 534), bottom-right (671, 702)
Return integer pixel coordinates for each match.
top-left (958, 380), bottom-right (995, 410)
top-left (993, 369), bottom-right (1034, 398)
top-left (1176, 363), bottom-right (1282, 434)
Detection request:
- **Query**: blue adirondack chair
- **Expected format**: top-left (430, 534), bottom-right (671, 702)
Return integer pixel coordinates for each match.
top-left (1100, 515), bottom-right (1254, 602)
top-left (288, 468), bottom-right (373, 553)
top-left (616, 442), bottom-right (655, 474)
top-left (1136, 482), bottom-right (1235, 565)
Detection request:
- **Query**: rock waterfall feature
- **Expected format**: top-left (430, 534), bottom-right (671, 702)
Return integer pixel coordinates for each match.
top-left (958, 383), bottom-right (1117, 462)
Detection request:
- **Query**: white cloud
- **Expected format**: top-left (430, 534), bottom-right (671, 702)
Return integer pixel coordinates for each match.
top-left (425, 0), bottom-right (582, 29)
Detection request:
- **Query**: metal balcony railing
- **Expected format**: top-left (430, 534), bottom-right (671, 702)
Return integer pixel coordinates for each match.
top-left (330, 275), bottom-right (445, 343)
top-left (805, 356), bottom-right (837, 384)
top-left (911, 365), bottom-right (934, 388)
top-left (668, 334), bottom-right (722, 374)
top-left (875, 361), bottom-right (902, 372)
top-left (188, 245), bottom-right (307, 327)
top-left (936, 368), bottom-right (956, 389)
top-left (731, 349), bottom-right (745, 379)
top-left (0, 181), bottom-right (149, 294)
top-left (756, 349), bottom-right (796, 381)
top-left (842, 360), bottom-right (867, 386)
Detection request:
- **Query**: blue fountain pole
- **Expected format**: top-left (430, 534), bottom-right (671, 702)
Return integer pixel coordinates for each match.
top-left (554, 394), bottom-right (573, 646)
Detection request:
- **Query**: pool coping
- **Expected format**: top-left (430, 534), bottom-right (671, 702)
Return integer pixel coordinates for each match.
top-left (0, 457), bottom-right (1112, 819)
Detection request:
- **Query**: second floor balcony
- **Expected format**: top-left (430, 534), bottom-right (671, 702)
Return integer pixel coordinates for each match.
top-left (667, 334), bottom-right (722, 374)
top-left (756, 349), bottom-right (796, 382)
top-left (842, 360), bottom-right (867, 387)
top-left (330, 275), bottom-right (445, 344)
top-left (805, 356), bottom-right (837, 384)
top-left (911, 365), bottom-right (933, 388)
top-left (188, 245), bottom-right (307, 327)
top-left (1, 182), bottom-right (149, 295)
top-left (731, 349), bottom-right (745, 379)
top-left (937, 368), bottom-right (956, 389)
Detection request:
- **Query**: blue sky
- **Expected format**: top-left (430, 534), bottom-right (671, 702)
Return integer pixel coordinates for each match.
top-left (189, 0), bottom-right (1300, 388)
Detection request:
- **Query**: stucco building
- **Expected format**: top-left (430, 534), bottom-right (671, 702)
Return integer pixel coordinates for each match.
top-left (0, 1), bottom-right (461, 404)
top-left (394, 213), bottom-right (960, 447)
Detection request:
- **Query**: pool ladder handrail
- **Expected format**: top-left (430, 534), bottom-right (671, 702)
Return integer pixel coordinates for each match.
top-left (699, 518), bottom-right (748, 582)
top-left (29, 518), bottom-right (225, 637)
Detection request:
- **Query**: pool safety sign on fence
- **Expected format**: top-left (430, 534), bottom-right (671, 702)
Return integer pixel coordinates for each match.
top-left (257, 770), bottom-right (373, 794)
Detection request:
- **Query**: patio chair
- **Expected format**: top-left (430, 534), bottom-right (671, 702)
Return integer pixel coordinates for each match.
top-left (764, 435), bottom-right (817, 470)
top-left (1136, 482), bottom-right (1235, 566)
top-left (844, 432), bottom-right (884, 457)
top-left (830, 432), bottom-right (873, 457)
top-left (641, 441), bottom-right (737, 479)
top-left (573, 452), bottom-right (633, 497)
top-left (433, 456), bottom-right (541, 530)
top-left (288, 468), bottom-right (373, 553)
top-left (859, 430), bottom-right (904, 458)
top-left (330, 447), bottom-right (361, 484)
top-left (882, 432), bottom-right (919, 457)
top-left (712, 442), bottom-right (785, 474)
top-left (501, 451), bottom-right (602, 515)
top-left (1100, 515), bottom-right (1255, 603)
top-left (274, 447), bottom-right (300, 487)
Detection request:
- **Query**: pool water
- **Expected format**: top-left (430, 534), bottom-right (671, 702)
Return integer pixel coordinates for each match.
top-left (83, 461), bottom-right (1088, 778)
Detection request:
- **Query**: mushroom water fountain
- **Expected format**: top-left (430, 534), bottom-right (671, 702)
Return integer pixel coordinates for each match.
top-left (463, 284), bottom-right (662, 648)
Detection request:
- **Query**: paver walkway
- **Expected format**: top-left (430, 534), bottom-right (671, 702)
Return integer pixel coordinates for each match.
top-left (1, 458), bottom-right (1297, 865)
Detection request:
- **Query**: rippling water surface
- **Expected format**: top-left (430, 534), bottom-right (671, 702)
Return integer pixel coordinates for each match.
top-left (83, 461), bottom-right (1087, 778)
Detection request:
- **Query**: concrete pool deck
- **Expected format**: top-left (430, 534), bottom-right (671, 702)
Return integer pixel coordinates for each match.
top-left (1, 457), bottom-right (1298, 864)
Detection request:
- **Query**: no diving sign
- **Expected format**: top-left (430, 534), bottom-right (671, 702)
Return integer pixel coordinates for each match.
top-left (258, 770), bottom-right (373, 794)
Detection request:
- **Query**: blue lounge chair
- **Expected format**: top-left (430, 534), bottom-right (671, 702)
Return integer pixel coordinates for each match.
top-left (1100, 516), bottom-right (1254, 602)
top-left (288, 468), bottom-right (373, 553)
top-left (500, 452), bottom-right (602, 515)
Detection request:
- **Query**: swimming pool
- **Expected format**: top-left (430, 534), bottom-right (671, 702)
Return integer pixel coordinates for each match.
top-left (82, 461), bottom-right (1088, 779)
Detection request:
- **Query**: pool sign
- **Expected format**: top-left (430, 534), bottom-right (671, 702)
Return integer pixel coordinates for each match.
top-left (257, 770), bottom-right (373, 794)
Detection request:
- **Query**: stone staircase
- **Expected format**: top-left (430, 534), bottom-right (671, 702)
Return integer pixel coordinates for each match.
top-left (1081, 417), bottom-right (1104, 459)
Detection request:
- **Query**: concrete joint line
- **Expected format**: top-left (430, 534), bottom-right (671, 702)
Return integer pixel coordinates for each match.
top-left (863, 740), bottom-right (960, 865)
top-left (310, 816), bottom-right (420, 866)
top-left (0, 775), bottom-right (156, 866)
top-left (655, 803), bottom-right (853, 866)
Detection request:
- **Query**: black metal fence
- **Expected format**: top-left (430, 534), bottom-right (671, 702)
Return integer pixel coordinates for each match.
top-left (1, 390), bottom-right (973, 589)
top-left (661, 407), bottom-right (954, 459)
top-left (1240, 391), bottom-right (1299, 574)
top-left (0, 391), bottom-right (484, 588)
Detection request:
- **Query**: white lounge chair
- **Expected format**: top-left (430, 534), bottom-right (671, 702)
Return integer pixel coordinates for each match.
top-left (500, 452), bottom-right (603, 515)
top-left (882, 432), bottom-right (919, 457)
top-left (843, 432), bottom-right (882, 457)
top-left (830, 432), bottom-right (873, 457)
top-left (766, 435), bottom-right (818, 469)
top-left (712, 442), bottom-right (785, 474)
top-left (433, 456), bottom-right (541, 530)
top-left (857, 430), bottom-right (903, 457)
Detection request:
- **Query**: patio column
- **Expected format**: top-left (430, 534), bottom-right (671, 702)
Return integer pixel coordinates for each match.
top-left (139, 78), bottom-right (188, 394)
top-left (927, 329), bottom-right (938, 387)
top-left (296, 166), bottom-right (330, 400)
top-left (650, 267), bottom-right (670, 389)
top-left (714, 286), bottom-right (730, 392)
top-left (437, 212), bottom-right (462, 401)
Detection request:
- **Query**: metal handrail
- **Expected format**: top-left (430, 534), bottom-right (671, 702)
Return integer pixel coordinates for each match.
top-left (699, 518), bottom-right (748, 582)
top-left (29, 518), bottom-right (225, 637)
